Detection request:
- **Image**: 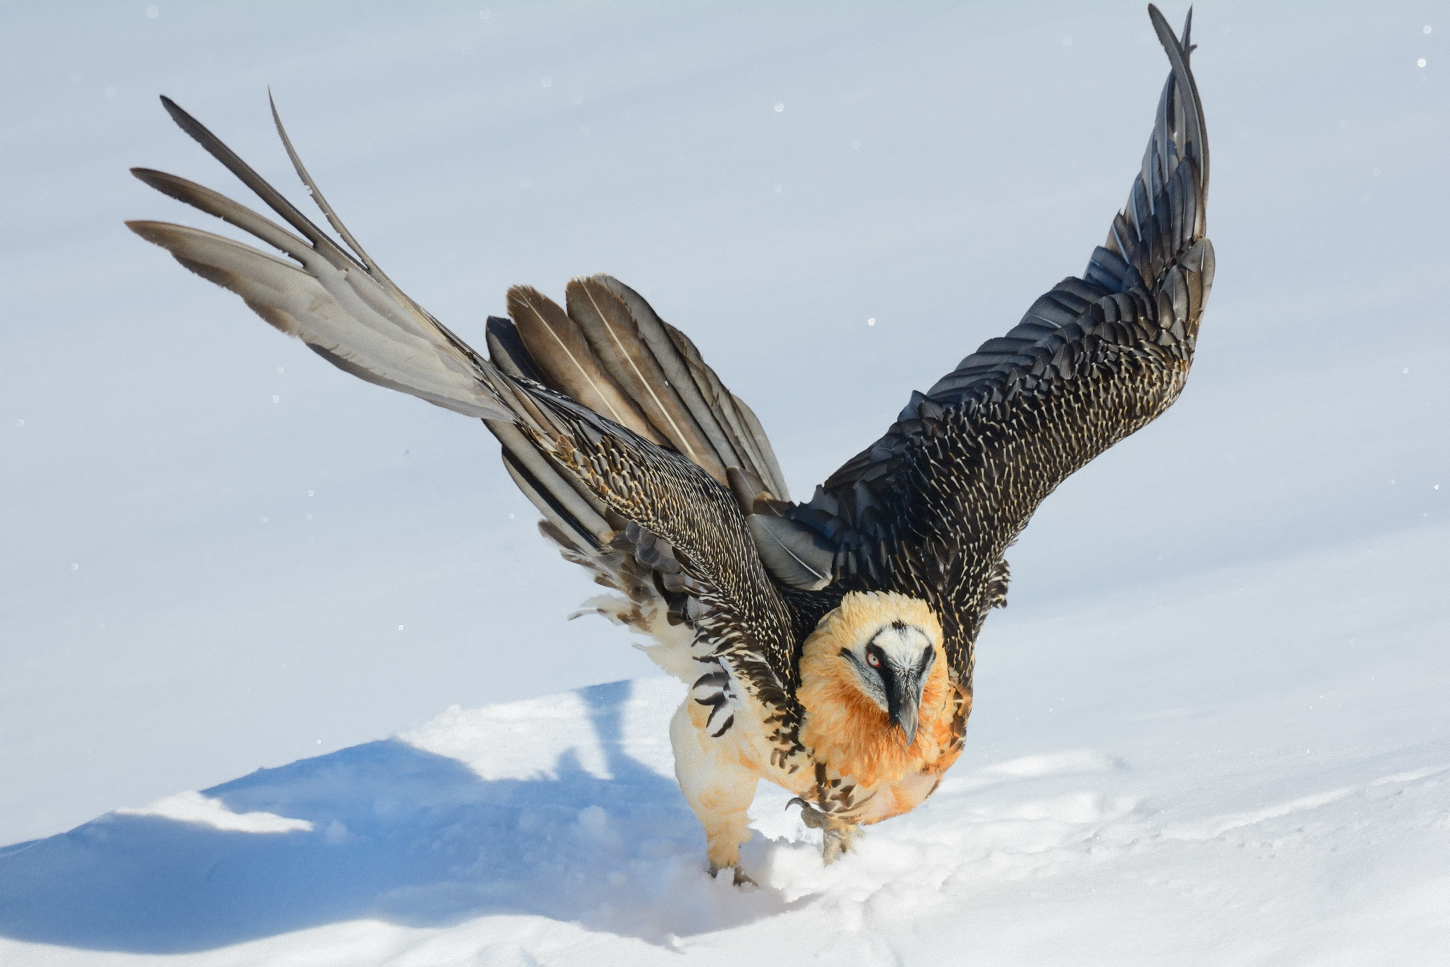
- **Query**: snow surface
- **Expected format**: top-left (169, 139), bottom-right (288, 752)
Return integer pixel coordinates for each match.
top-left (3, 1), bottom-right (1449, 962)
top-left (2, 521), bottom-right (1448, 963)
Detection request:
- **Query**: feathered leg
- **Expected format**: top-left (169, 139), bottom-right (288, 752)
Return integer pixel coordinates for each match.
top-left (669, 698), bottom-right (759, 884)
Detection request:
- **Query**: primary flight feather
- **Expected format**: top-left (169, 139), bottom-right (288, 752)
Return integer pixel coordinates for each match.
top-left (129, 5), bottom-right (1212, 883)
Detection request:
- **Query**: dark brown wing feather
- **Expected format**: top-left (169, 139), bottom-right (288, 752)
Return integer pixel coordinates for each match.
top-left (128, 89), bottom-right (805, 714)
top-left (128, 5), bottom-right (1209, 715)
top-left (495, 280), bottom-right (789, 504)
top-left (504, 377), bottom-right (802, 708)
top-left (564, 278), bottom-right (726, 479)
top-left (770, 6), bottom-right (1214, 683)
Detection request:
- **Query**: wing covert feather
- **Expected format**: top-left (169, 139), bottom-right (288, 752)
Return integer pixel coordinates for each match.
top-left (506, 381), bottom-right (803, 712)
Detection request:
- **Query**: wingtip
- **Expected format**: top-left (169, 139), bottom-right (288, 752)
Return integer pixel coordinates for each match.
top-left (156, 93), bottom-right (220, 152)
top-left (123, 218), bottom-right (174, 245)
top-left (158, 94), bottom-right (186, 125)
top-left (1147, 4), bottom-right (1193, 59)
top-left (1146, 3), bottom-right (1208, 189)
top-left (129, 166), bottom-right (174, 191)
top-left (1146, 5), bottom-right (1175, 49)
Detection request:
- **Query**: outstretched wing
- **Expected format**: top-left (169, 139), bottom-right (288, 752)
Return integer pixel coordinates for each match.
top-left (128, 94), bottom-right (805, 724)
top-left (128, 97), bottom-right (512, 423)
top-left (761, 6), bottom-right (1214, 683)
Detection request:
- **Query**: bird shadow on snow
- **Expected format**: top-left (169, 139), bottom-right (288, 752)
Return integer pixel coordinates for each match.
top-left (0, 681), bottom-right (805, 954)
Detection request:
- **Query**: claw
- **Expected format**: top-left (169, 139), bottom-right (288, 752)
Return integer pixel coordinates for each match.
top-left (707, 862), bottom-right (757, 888)
top-left (787, 796), bottom-right (828, 829)
top-left (786, 797), bottom-right (860, 865)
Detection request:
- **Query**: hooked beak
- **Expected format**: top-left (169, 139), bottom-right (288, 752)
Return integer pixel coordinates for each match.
top-left (886, 670), bottom-right (925, 747)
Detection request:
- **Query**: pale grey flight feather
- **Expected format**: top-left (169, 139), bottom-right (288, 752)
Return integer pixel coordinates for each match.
top-left (127, 100), bottom-right (513, 424)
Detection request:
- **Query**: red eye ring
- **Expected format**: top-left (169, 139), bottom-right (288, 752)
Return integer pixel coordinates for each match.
top-left (866, 652), bottom-right (881, 668)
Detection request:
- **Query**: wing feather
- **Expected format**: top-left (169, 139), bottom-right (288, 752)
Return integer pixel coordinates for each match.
top-left (772, 6), bottom-right (1214, 684)
top-left (564, 277), bottom-right (724, 477)
top-left (128, 99), bottom-right (512, 422)
top-left (127, 220), bottom-right (509, 420)
top-left (506, 285), bottom-right (660, 441)
top-left (592, 277), bottom-right (736, 458)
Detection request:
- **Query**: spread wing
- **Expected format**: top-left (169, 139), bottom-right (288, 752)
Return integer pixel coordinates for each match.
top-left (759, 6), bottom-right (1214, 683)
top-left (127, 94), bottom-right (806, 724)
top-left (127, 97), bottom-right (513, 423)
top-left (480, 288), bottom-right (805, 721)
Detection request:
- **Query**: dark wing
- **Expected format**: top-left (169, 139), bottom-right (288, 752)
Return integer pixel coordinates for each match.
top-left (480, 279), bottom-right (812, 640)
top-left (500, 379), bottom-right (801, 705)
top-left (761, 6), bottom-right (1214, 683)
top-left (127, 95), bottom-right (805, 721)
top-left (488, 277), bottom-right (790, 503)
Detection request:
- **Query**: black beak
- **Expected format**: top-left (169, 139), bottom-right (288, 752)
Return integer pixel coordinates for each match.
top-left (886, 669), bottom-right (924, 747)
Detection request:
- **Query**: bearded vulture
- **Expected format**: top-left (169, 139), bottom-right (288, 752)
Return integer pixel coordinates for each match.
top-left (127, 5), bottom-right (1211, 883)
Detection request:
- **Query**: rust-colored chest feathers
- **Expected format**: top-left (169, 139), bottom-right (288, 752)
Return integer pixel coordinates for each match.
top-left (794, 592), bottom-right (967, 821)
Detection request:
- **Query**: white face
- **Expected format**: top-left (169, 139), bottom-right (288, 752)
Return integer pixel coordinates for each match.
top-left (841, 620), bottom-right (936, 714)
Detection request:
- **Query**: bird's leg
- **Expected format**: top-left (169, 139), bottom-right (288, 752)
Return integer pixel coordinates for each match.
top-left (821, 822), bottom-right (861, 864)
top-left (670, 699), bottom-right (760, 885)
top-left (708, 862), bottom-right (758, 887)
top-left (788, 797), bottom-right (861, 866)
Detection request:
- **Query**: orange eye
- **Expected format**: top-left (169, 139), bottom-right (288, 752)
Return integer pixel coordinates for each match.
top-left (867, 652), bottom-right (881, 668)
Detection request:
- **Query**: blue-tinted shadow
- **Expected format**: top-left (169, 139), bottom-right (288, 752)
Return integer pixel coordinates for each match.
top-left (0, 681), bottom-right (783, 954)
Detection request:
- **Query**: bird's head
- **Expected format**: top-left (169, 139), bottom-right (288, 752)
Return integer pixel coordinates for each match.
top-left (798, 591), bottom-right (946, 748)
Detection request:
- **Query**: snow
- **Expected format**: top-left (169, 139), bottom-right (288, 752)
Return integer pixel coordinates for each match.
top-left (3, 1), bottom-right (1449, 963)
top-left (2, 521), bottom-right (1447, 963)
top-left (115, 791), bottom-right (314, 834)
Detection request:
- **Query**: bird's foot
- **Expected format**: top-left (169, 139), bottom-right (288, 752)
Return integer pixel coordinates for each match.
top-left (707, 862), bottom-right (757, 887)
top-left (821, 823), bottom-right (860, 865)
top-left (787, 797), bottom-right (860, 866)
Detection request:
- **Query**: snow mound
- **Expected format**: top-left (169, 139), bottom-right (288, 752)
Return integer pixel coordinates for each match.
top-left (2, 680), bottom-right (1447, 964)
top-left (115, 791), bottom-right (313, 834)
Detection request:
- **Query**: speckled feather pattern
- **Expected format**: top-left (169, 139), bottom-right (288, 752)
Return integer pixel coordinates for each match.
top-left (509, 386), bottom-right (814, 771)
top-left (780, 8), bottom-right (1212, 690)
top-left (849, 300), bottom-right (1199, 681)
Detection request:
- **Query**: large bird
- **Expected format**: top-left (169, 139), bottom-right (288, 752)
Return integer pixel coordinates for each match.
top-left (128, 6), bottom-right (1211, 884)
